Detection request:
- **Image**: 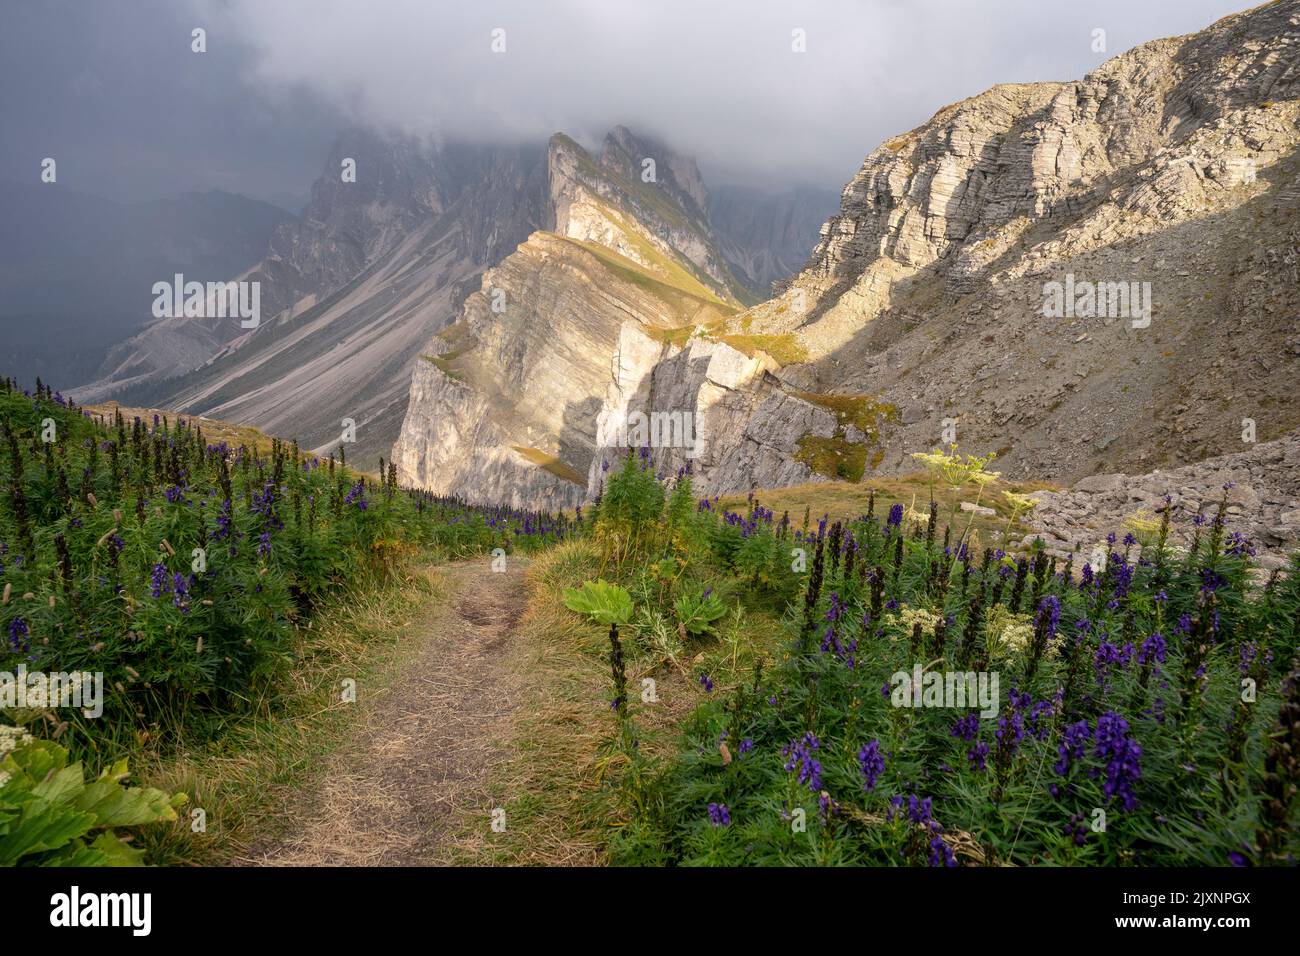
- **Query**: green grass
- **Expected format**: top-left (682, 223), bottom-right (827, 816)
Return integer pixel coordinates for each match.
top-left (717, 473), bottom-right (1054, 550)
top-left (882, 133), bottom-right (914, 154)
top-left (794, 393), bottom-right (900, 437)
top-left (435, 321), bottom-right (475, 349)
top-left (549, 134), bottom-right (745, 307)
top-left (789, 393), bottom-right (900, 481)
top-left (422, 350), bottom-right (467, 381)
top-left (645, 319), bottom-right (729, 349)
top-left (552, 133), bottom-right (699, 247)
top-left (553, 193), bottom-right (736, 307)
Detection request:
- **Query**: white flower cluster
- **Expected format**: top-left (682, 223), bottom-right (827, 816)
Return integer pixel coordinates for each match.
top-left (0, 724), bottom-right (34, 789)
top-left (894, 606), bottom-right (942, 640)
top-left (998, 620), bottom-right (1035, 654)
top-left (0, 723), bottom-right (32, 757)
top-left (983, 606), bottom-right (1034, 656)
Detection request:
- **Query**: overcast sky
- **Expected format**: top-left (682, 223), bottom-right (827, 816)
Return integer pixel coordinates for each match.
top-left (0, 0), bottom-right (1255, 207)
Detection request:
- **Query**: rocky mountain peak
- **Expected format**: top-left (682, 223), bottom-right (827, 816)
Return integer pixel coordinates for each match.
top-left (763, 0), bottom-right (1298, 353)
top-left (83, 132), bottom-right (550, 465)
top-left (710, 0), bottom-right (1300, 486)
top-left (599, 124), bottom-right (711, 220)
top-left (307, 127), bottom-right (445, 223)
top-left (547, 128), bottom-right (752, 305)
top-left (392, 124), bottom-right (800, 505)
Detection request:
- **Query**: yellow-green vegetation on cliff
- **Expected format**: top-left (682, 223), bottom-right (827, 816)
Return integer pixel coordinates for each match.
top-left (421, 351), bottom-right (468, 381)
top-left (512, 446), bottom-right (587, 485)
top-left (793, 393), bottom-right (900, 482)
top-left (560, 235), bottom-right (733, 321)
top-left (436, 320), bottom-right (476, 349)
top-left (564, 194), bottom-right (739, 308)
top-left (645, 317), bottom-right (739, 350)
top-left (795, 392), bottom-right (900, 439)
top-left (795, 434), bottom-right (868, 482)
top-left (715, 332), bottom-right (808, 366)
top-left (551, 133), bottom-right (697, 240)
top-left (550, 133), bottom-right (749, 307)
top-left (419, 321), bottom-right (478, 381)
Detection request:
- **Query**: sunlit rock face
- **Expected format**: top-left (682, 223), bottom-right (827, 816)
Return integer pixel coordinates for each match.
top-left (728, 1), bottom-right (1300, 485)
top-left (392, 129), bottom-right (823, 507)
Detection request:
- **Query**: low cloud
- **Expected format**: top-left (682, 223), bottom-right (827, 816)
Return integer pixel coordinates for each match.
top-left (0, 0), bottom-right (1254, 201)
top-left (207, 0), bottom-right (1250, 189)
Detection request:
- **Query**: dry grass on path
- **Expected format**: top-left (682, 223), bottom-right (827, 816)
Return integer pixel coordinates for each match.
top-left (243, 558), bottom-right (530, 866)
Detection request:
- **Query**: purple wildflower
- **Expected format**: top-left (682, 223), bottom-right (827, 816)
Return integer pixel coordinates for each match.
top-left (149, 562), bottom-right (168, 599)
top-left (171, 572), bottom-right (190, 610)
top-left (783, 732), bottom-right (822, 792)
top-left (951, 713), bottom-right (980, 741)
top-left (1035, 594), bottom-right (1061, 644)
top-left (1093, 711), bottom-right (1142, 811)
top-left (7, 616), bottom-right (30, 652)
top-left (1054, 720), bottom-right (1091, 778)
top-left (858, 739), bottom-right (885, 792)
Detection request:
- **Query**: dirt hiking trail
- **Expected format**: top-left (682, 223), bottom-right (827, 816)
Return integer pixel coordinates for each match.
top-left (244, 557), bottom-right (528, 866)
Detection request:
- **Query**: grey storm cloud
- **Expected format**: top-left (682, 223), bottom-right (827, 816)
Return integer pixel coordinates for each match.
top-left (2, 0), bottom-right (1255, 201)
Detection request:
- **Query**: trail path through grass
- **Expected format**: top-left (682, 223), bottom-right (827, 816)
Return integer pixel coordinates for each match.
top-left (243, 557), bottom-right (529, 866)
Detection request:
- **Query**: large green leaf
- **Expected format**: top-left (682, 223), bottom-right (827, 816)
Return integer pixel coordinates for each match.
top-left (74, 775), bottom-right (179, 828)
top-left (561, 579), bottom-right (634, 626)
top-left (0, 737), bottom-right (181, 866)
top-left (0, 799), bottom-right (97, 866)
top-left (32, 764), bottom-right (86, 807)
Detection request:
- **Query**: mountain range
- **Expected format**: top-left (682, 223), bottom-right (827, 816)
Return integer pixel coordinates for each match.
top-left (64, 0), bottom-right (1300, 508)
top-left (76, 128), bottom-right (837, 467)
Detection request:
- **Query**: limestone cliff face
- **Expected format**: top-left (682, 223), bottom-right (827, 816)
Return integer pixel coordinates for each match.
top-left (391, 226), bottom-right (739, 506)
top-left (391, 130), bottom-right (836, 506)
top-left (765, 2), bottom-right (1299, 343)
top-left (583, 323), bottom-right (830, 499)
top-left (719, 0), bottom-right (1300, 485)
top-left (548, 129), bottom-right (752, 304)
